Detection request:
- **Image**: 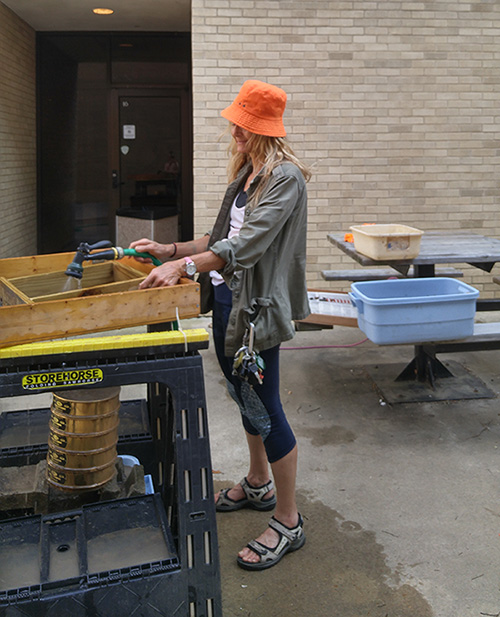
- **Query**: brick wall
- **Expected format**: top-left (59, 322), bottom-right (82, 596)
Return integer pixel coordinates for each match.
top-left (0, 2), bottom-right (36, 258)
top-left (192, 0), bottom-right (500, 293)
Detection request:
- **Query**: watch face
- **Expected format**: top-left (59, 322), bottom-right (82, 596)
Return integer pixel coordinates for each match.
top-left (186, 259), bottom-right (197, 276)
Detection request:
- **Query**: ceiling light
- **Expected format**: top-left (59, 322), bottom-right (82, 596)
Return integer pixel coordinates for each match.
top-left (92, 8), bottom-right (114, 15)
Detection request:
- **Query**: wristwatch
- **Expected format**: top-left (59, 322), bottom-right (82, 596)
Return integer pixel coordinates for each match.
top-left (184, 256), bottom-right (197, 277)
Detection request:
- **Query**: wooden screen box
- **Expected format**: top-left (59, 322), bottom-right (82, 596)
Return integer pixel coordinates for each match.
top-left (0, 252), bottom-right (200, 349)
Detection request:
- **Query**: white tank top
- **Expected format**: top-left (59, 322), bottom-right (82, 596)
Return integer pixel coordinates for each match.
top-left (210, 191), bottom-right (247, 286)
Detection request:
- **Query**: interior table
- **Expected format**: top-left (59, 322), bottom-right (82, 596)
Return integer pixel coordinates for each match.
top-left (327, 230), bottom-right (500, 403)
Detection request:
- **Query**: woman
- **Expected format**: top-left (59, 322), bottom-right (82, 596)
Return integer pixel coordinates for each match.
top-left (130, 79), bottom-right (311, 570)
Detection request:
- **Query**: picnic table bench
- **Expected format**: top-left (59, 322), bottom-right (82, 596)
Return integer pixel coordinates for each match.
top-left (422, 321), bottom-right (500, 354)
top-left (321, 266), bottom-right (463, 282)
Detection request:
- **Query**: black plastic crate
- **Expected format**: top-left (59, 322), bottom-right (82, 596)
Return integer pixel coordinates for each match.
top-left (0, 493), bottom-right (189, 615)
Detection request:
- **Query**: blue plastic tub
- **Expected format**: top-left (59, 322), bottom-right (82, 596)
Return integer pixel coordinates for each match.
top-left (349, 277), bottom-right (479, 345)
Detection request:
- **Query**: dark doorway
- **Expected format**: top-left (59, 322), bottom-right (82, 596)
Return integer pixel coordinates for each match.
top-left (112, 89), bottom-right (189, 248)
top-left (37, 33), bottom-right (192, 254)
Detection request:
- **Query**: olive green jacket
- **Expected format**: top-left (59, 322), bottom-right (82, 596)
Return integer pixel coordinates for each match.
top-left (209, 161), bottom-right (310, 356)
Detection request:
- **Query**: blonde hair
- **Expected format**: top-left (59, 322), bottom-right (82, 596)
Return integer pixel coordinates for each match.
top-left (226, 127), bottom-right (311, 204)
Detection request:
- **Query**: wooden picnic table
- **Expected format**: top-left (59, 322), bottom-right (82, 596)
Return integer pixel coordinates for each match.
top-left (329, 230), bottom-right (500, 311)
top-left (327, 230), bottom-right (500, 402)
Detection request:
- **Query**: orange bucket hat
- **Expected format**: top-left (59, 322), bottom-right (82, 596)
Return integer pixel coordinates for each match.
top-left (221, 80), bottom-right (287, 137)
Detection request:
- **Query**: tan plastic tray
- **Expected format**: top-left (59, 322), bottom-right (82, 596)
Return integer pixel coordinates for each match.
top-left (349, 224), bottom-right (423, 260)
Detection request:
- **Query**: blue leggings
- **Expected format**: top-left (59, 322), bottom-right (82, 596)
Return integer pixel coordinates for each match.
top-left (212, 283), bottom-right (296, 464)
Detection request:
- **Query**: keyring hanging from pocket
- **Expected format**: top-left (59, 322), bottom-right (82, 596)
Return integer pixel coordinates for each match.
top-left (232, 321), bottom-right (266, 387)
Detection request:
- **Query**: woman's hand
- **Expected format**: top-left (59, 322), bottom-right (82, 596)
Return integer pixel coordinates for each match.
top-left (139, 259), bottom-right (184, 288)
top-left (129, 238), bottom-right (174, 263)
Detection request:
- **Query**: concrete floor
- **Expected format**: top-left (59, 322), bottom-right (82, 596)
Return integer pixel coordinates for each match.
top-left (198, 315), bottom-right (500, 617)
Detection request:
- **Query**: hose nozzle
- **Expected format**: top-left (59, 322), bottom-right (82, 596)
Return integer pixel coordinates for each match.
top-left (65, 242), bottom-right (162, 278)
top-left (65, 241), bottom-right (113, 279)
top-left (65, 260), bottom-right (84, 279)
top-left (85, 247), bottom-right (122, 263)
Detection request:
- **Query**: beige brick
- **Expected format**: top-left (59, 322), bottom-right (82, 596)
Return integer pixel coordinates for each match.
top-left (0, 3), bottom-right (36, 258)
top-left (192, 0), bottom-right (500, 294)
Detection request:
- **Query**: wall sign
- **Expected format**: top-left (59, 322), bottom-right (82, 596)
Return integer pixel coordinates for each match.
top-left (123, 124), bottom-right (136, 139)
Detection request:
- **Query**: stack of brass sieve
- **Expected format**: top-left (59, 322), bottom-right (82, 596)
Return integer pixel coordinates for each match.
top-left (46, 387), bottom-right (120, 491)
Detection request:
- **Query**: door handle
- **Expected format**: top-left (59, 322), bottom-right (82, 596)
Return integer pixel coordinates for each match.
top-left (112, 170), bottom-right (119, 189)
